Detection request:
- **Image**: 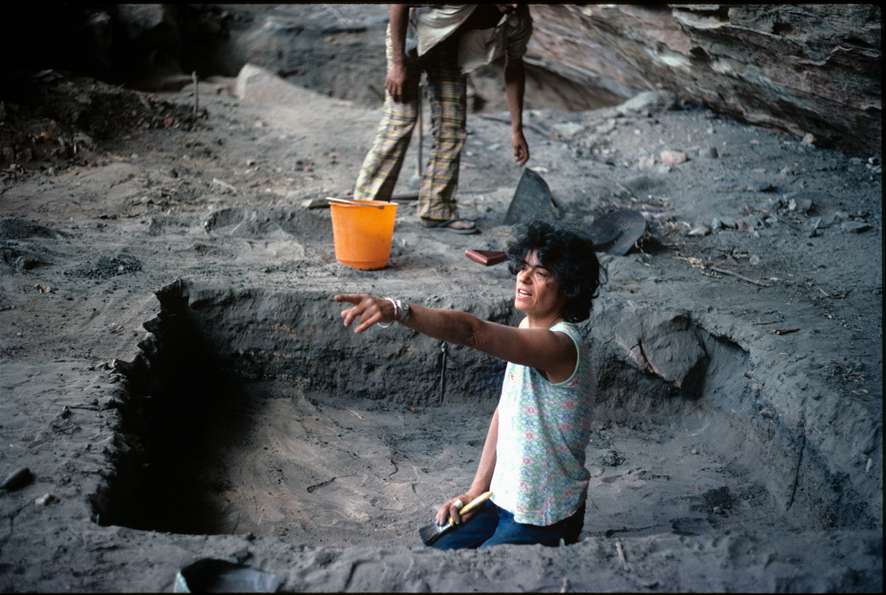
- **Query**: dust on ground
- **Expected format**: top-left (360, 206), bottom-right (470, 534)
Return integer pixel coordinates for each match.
top-left (0, 39), bottom-right (882, 594)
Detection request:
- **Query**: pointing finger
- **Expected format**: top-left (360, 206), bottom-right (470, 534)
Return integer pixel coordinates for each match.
top-left (334, 294), bottom-right (363, 305)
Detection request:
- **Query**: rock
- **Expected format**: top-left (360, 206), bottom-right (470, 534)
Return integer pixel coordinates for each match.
top-left (766, 196), bottom-right (786, 210)
top-left (749, 255), bottom-right (761, 265)
top-left (300, 198), bottom-right (329, 209)
top-left (615, 90), bottom-right (677, 115)
top-left (796, 198), bottom-right (814, 213)
top-left (1, 467), bottom-right (34, 491)
top-left (600, 449), bottom-right (625, 467)
top-left (842, 221), bottom-right (872, 234)
top-left (552, 122), bottom-right (585, 139)
top-left (34, 493), bottom-right (58, 507)
top-left (802, 133), bottom-right (816, 146)
top-left (711, 218), bottom-right (723, 230)
top-left (615, 311), bottom-right (709, 396)
top-left (594, 119), bottom-right (616, 135)
top-left (638, 156), bottom-right (656, 169)
top-left (236, 63), bottom-right (324, 108)
top-left (660, 150), bottom-right (688, 166)
top-left (688, 224), bottom-right (710, 237)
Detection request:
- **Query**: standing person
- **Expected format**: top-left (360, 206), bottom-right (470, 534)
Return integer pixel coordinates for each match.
top-left (334, 221), bottom-right (602, 548)
top-left (352, 4), bottom-right (533, 234)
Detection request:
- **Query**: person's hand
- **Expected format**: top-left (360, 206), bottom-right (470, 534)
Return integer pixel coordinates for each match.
top-left (512, 129), bottom-right (530, 166)
top-left (385, 61), bottom-right (408, 103)
top-left (435, 492), bottom-right (481, 526)
top-left (334, 294), bottom-right (395, 333)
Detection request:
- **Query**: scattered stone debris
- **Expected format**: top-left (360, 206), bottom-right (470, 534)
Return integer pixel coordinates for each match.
top-left (0, 75), bottom-right (204, 173)
top-left (68, 254), bottom-right (143, 280)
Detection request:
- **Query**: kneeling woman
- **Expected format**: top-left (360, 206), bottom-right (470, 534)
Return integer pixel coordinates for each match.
top-left (335, 221), bottom-right (602, 548)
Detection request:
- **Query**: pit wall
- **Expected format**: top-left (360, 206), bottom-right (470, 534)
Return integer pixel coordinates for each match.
top-left (589, 299), bottom-right (880, 530)
top-left (97, 279), bottom-right (879, 533)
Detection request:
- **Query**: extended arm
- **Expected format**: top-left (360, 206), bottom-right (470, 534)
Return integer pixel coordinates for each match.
top-left (334, 295), bottom-right (575, 381)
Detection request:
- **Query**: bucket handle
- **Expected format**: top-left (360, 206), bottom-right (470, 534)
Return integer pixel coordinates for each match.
top-left (326, 197), bottom-right (388, 209)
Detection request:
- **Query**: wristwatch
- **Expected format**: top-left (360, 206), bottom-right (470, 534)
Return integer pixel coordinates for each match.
top-left (395, 299), bottom-right (411, 323)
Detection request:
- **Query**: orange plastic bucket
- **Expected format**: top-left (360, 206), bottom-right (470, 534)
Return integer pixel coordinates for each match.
top-left (329, 199), bottom-right (398, 270)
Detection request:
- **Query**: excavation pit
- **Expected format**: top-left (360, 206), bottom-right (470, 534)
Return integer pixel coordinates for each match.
top-left (93, 280), bottom-right (869, 549)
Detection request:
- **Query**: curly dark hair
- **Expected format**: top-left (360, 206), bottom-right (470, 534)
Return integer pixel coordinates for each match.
top-left (506, 221), bottom-right (603, 322)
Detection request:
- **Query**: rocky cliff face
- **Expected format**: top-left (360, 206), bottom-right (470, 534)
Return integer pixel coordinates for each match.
top-left (525, 4), bottom-right (881, 155)
top-left (1, 4), bottom-right (880, 156)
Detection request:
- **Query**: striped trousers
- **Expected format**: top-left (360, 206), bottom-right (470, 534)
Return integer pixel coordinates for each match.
top-left (353, 28), bottom-right (467, 221)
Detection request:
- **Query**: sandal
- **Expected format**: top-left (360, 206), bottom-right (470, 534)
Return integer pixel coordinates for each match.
top-left (420, 218), bottom-right (479, 234)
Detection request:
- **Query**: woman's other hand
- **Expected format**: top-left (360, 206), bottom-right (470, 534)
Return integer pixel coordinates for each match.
top-left (435, 492), bottom-right (481, 526)
top-left (334, 294), bottom-right (395, 333)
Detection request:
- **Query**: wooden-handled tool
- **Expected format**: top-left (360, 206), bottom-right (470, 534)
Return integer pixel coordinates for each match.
top-left (418, 491), bottom-right (493, 546)
top-left (325, 197), bottom-right (389, 209)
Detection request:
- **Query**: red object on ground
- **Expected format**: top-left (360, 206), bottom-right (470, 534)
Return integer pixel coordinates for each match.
top-left (465, 249), bottom-right (507, 266)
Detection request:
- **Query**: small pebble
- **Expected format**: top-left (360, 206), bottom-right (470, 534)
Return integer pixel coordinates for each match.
top-left (35, 493), bottom-right (58, 507)
top-left (660, 150), bottom-right (688, 166)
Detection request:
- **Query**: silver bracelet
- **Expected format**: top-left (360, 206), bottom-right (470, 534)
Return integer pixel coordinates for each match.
top-left (377, 297), bottom-right (398, 328)
top-left (378, 297), bottom-right (410, 328)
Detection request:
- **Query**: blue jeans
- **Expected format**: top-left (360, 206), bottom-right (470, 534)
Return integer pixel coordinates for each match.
top-left (429, 500), bottom-right (585, 550)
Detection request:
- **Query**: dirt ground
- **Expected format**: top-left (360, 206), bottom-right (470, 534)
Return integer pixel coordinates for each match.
top-left (0, 26), bottom-right (882, 593)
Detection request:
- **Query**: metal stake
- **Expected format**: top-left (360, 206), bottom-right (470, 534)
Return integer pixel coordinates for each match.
top-left (416, 79), bottom-right (424, 179)
top-left (439, 341), bottom-right (448, 404)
